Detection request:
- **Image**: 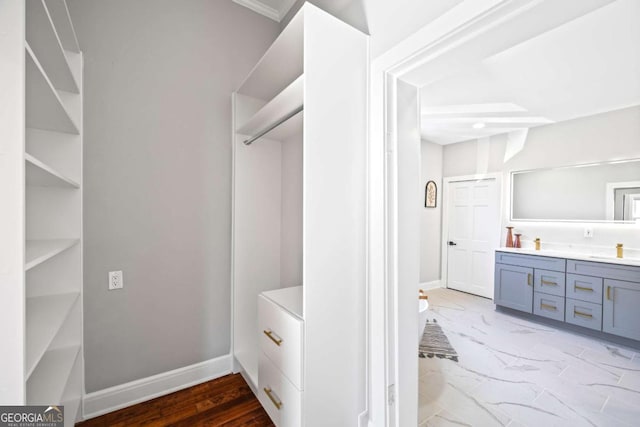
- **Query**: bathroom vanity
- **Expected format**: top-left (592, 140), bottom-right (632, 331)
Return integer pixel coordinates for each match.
top-left (495, 249), bottom-right (640, 343)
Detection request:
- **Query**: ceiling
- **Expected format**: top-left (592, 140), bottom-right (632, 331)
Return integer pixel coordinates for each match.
top-left (418, 0), bottom-right (640, 145)
top-left (233, 0), bottom-right (463, 58)
top-left (232, 0), bottom-right (298, 22)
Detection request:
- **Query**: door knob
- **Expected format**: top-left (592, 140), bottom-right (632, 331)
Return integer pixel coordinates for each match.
top-left (448, 241), bottom-right (457, 246)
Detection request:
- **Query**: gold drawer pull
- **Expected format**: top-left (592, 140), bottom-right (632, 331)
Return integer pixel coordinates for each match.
top-left (527, 273), bottom-right (532, 286)
top-left (574, 310), bottom-right (593, 319)
top-left (540, 303), bottom-right (557, 311)
top-left (263, 329), bottom-right (282, 346)
top-left (541, 279), bottom-right (558, 287)
top-left (607, 286), bottom-right (612, 301)
top-left (264, 387), bottom-right (283, 410)
top-left (574, 285), bottom-right (593, 292)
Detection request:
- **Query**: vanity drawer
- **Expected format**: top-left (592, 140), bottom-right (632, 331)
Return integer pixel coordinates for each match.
top-left (534, 269), bottom-right (565, 297)
top-left (566, 299), bottom-right (602, 331)
top-left (258, 295), bottom-right (303, 389)
top-left (567, 260), bottom-right (640, 283)
top-left (533, 293), bottom-right (565, 322)
top-left (258, 353), bottom-right (302, 427)
top-left (496, 252), bottom-right (566, 272)
top-left (566, 274), bottom-right (603, 304)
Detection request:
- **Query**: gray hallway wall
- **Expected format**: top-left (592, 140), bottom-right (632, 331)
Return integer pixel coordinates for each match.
top-left (69, 0), bottom-right (280, 393)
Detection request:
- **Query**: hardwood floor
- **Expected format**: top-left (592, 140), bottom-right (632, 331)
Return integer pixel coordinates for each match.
top-left (77, 374), bottom-right (274, 426)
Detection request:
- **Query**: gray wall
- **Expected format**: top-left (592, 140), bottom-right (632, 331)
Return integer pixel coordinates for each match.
top-left (442, 106), bottom-right (640, 178)
top-left (69, 0), bottom-right (279, 393)
top-left (420, 140), bottom-right (443, 283)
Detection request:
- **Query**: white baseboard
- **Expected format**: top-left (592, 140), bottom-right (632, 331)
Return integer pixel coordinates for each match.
top-left (83, 354), bottom-right (232, 420)
top-left (419, 280), bottom-right (443, 291)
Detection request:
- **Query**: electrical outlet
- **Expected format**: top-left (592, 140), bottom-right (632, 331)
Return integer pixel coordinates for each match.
top-left (108, 270), bottom-right (123, 290)
top-left (584, 228), bottom-right (594, 238)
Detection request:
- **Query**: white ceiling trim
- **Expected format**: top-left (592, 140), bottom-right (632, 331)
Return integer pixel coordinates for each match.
top-left (233, 0), bottom-right (280, 22)
top-left (233, 0), bottom-right (297, 22)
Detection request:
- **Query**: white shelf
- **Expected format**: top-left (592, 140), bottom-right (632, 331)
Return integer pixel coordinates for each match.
top-left (26, 43), bottom-right (80, 135)
top-left (26, 0), bottom-right (78, 93)
top-left (26, 153), bottom-right (80, 188)
top-left (237, 9), bottom-right (303, 101)
top-left (262, 286), bottom-right (303, 319)
top-left (26, 293), bottom-right (79, 379)
top-left (26, 239), bottom-right (79, 271)
top-left (27, 345), bottom-right (80, 404)
top-left (237, 75), bottom-right (304, 139)
top-left (44, 0), bottom-right (80, 54)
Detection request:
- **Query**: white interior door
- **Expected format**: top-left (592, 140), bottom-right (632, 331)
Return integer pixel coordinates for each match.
top-left (446, 178), bottom-right (499, 298)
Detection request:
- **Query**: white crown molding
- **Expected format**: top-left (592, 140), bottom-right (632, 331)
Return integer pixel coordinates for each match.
top-left (233, 0), bottom-right (281, 22)
top-left (82, 354), bottom-right (232, 420)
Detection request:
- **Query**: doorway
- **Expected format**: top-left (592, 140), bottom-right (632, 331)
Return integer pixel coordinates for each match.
top-left (442, 175), bottom-right (500, 299)
top-left (368, 1), bottom-right (630, 426)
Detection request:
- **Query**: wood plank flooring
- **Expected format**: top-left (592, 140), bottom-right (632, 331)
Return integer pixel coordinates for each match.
top-left (77, 374), bottom-right (274, 427)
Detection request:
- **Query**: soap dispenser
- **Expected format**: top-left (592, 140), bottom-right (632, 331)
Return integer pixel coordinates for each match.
top-left (617, 243), bottom-right (623, 258)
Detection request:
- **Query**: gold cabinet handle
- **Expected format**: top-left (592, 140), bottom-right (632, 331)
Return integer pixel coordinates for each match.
top-left (263, 329), bottom-right (282, 346)
top-left (264, 387), bottom-right (282, 410)
top-left (607, 286), bottom-right (612, 301)
top-left (527, 273), bottom-right (533, 286)
top-left (574, 310), bottom-right (593, 319)
top-left (574, 285), bottom-right (593, 292)
top-left (540, 303), bottom-right (557, 311)
top-left (541, 279), bottom-right (558, 287)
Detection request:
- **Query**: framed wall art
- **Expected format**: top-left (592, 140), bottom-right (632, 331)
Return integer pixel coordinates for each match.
top-left (425, 180), bottom-right (437, 208)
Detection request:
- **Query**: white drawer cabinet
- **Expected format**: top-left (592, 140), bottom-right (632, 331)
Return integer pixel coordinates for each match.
top-left (258, 294), bottom-right (304, 389)
top-left (258, 287), bottom-right (304, 426)
top-left (258, 353), bottom-right (302, 427)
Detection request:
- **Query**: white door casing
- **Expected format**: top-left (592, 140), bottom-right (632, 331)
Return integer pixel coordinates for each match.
top-left (367, 1), bottom-right (617, 426)
top-left (444, 177), bottom-right (501, 299)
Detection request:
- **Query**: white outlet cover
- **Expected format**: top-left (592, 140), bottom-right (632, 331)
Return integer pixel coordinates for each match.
top-left (109, 270), bottom-right (123, 290)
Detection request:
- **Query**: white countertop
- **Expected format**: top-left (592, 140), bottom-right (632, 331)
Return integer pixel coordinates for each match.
top-left (496, 247), bottom-right (640, 267)
top-left (261, 285), bottom-right (303, 319)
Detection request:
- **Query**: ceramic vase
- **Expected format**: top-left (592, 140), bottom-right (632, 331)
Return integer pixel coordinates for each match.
top-left (514, 233), bottom-right (522, 248)
top-left (505, 226), bottom-right (514, 248)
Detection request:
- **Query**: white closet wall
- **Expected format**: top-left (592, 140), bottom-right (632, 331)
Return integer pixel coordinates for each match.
top-left (280, 132), bottom-right (303, 288)
top-left (232, 4), bottom-right (368, 426)
top-left (0, 1), bottom-right (83, 424)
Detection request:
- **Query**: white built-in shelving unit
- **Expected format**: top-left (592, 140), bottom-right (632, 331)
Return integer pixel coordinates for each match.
top-left (232, 4), bottom-right (368, 426)
top-left (0, 1), bottom-right (83, 425)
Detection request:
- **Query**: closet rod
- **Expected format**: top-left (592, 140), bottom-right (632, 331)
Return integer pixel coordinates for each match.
top-left (243, 106), bottom-right (304, 146)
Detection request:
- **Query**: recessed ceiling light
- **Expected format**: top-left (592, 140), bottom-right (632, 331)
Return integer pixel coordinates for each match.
top-left (472, 122), bottom-right (486, 129)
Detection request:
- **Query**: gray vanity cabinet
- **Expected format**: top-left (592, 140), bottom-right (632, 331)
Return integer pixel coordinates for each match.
top-left (495, 253), bottom-right (640, 344)
top-left (494, 263), bottom-right (533, 313)
top-left (603, 279), bottom-right (640, 341)
top-left (567, 259), bottom-right (640, 341)
top-left (494, 252), bottom-right (565, 314)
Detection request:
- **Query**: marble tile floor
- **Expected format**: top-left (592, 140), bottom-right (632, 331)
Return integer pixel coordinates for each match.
top-left (419, 288), bottom-right (640, 427)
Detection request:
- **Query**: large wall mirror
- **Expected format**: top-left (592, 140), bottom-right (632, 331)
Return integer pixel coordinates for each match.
top-left (511, 159), bottom-right (640, 222)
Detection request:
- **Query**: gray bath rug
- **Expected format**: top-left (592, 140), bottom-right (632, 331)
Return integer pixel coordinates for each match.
top-left (419, 319), bottom-right (458, 362)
